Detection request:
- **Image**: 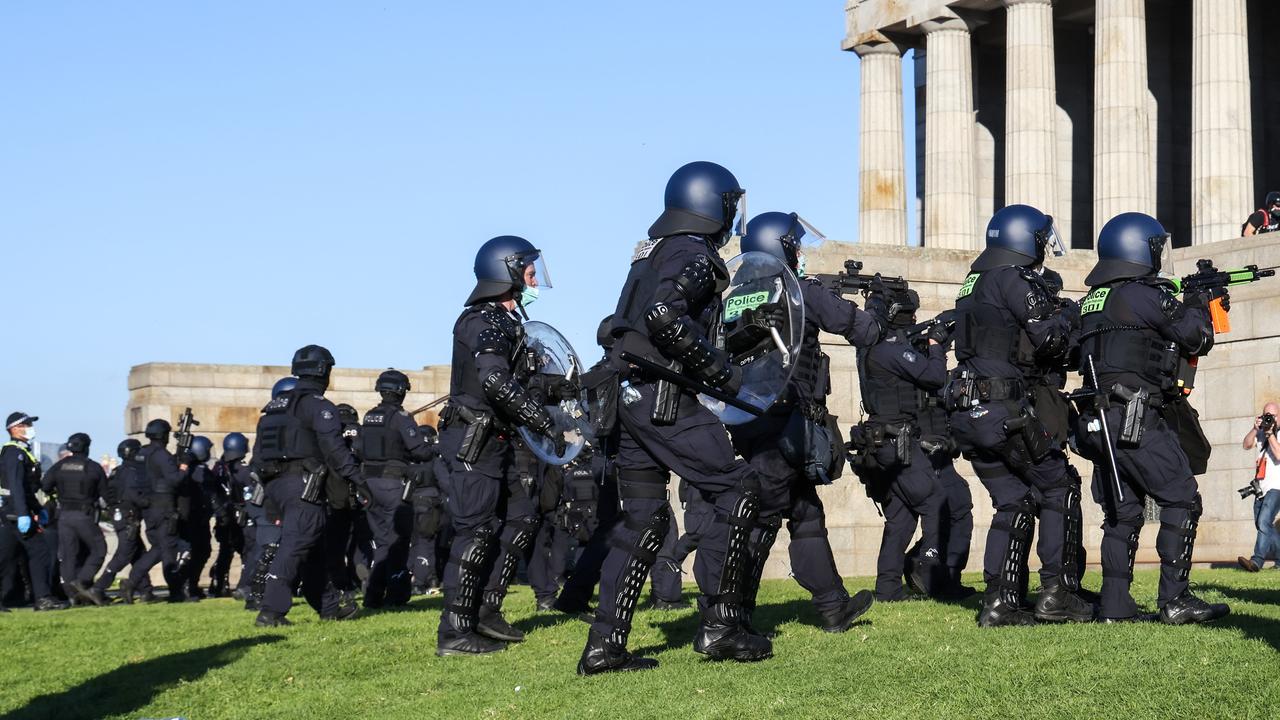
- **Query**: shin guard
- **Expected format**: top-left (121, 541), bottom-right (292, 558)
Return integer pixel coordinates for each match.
top-left (604, 505), bottom-right (671, 646)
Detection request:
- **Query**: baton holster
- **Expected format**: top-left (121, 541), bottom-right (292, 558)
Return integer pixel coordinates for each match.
top-left (1110, 384), bottom-right (1148, 448)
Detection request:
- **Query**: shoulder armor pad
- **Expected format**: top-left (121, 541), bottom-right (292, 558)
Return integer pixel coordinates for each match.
top-left (1136, 276), bottom-right (1178, 293)
top-left (476, 327), bottom-right (512, 356)
top-left (673, 253), bottom-right (720, 304)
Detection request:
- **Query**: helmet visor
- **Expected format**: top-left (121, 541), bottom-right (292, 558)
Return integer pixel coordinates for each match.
top-left (728, 192), bottom-right (748, 239)
top-left (1152, 233), bottom-right (1173, 275)
top-left (1040, 217), bottom-right (1066, 258)
top-left (511, 251), bottom-right (552, 289)
top-left (792, 214), bottom-right (829, 250)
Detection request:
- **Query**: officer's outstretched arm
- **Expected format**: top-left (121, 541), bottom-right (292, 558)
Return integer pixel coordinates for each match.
top-left (887, 342), bottom-right (948, 390)
top-left (805, 281), bottom-right (882, 348)
top-left (644, 253), bottom-right (739, 391)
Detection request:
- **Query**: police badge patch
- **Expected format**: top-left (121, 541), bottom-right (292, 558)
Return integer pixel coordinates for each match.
top-left (321, 410), bottom-right (334, 420)
top-left (902, 351), bottom-right (917, 363)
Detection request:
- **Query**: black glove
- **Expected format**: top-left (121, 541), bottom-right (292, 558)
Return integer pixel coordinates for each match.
top-left (862, 294), bottom-right (890, 333)
top-left (740, 302), bottom-right (785, 329)
top-left (926, 319), bottom-right (952, 345)
top-left (1058, 298), bottom-right (1081, 328)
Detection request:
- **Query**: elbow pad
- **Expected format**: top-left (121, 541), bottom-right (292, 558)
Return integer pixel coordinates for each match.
top-left (671, 254), bottom-right (722, 305)
top-left (645, 302), bottom-right (735, 388)
top-left (1033, 327), bottom-right (1069, 362)
top-left (482, 370), bottom-right (554, 435)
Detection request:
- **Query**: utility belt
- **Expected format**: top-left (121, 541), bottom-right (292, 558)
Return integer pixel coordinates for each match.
top-left (1071, 383), bottom-right (1161, 448)
top-left (58, 498), bottom-right (96, 514)
top-left (258, 458), bottom-right (328, 503)
top-left (777, 398), bottom-right (828, 424)
top-left (108, 504), bottom-right (139, 524)
top-left (848, 420), bottom-right (915, 470)
top-left (256, 459), bottom-right (312, 481)
top-left (441, 403), bottom-right (496, 464)
top-left (617, 468), bottom-right (670, 500)
top-left (362, 461), bottom-right (409, 480)
top-left (943, 369), bottom-right (1025, 411)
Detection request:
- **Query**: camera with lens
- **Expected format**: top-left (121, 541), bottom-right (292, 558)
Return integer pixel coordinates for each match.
top-left (1238, 480), bottom-right (1263, 500)
top-left (1262, 412), bottom-right (1276, 434)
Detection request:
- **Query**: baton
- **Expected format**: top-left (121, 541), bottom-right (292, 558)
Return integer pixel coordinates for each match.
top-left (619, 352), bottom-right (764, 417)
top-left (1085, 354), bottom-right (1125, 503)
top-left (409, 395), bottom-right (450, 417)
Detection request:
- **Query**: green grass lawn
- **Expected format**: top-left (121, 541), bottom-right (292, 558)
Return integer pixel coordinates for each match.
top-left (2, 568), bottom-right (1278, 719)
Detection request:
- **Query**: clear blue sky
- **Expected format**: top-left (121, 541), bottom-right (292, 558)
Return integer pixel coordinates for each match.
top-left (0, 1), bottom-right (917, 454)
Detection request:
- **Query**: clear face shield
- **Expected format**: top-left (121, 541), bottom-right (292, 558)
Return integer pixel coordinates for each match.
top-left (1038, 217), bottom-right (1067, 261)
top-left (790, 214), bottom-right (829, 277)
top-left (724, 192), bottom-right (748, 248)
top-left (510, 251), bottom-right (553, 290)
top-left (1151, 233), bottom-right (1173, 276)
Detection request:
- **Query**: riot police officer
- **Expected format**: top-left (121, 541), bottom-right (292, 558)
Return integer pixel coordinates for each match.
top-left (436, 235), bottom-right (562, 656)
top-left (124, 419), bottom-right (193, 604)
top-left (210, 432), bottom-right (250, 598)
top-left (408, 425), bottom-right (447, 596)
top-left (181, 436), bottom-right (215, 600)
top-left (728, 211), bottom-right (884, 629)
top-left (253, 346), bottom-right (365, 626)
top-left (582, 161), bottom-right (770, 674)
top-left (41, 432), bottom-right (109, 606)
top-left (94, 439), bottom-right (153, 601)
top-left (1076, 212), bottom-right (1230, 624)
top-left (0, 413), bottom-right (64, 610)
top-left (948, 204), bottom-right (1093, 626)
top-left (360, 369), bottom-right (435, 608)
top-left (849, 289), bottom-right (949, 602)
top-left (243, 381), bottom-right (294, 610)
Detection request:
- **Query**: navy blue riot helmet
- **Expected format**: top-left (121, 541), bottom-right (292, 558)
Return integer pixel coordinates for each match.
top-left (648, 161), bottom-right (745, 246)
top-left (190, 436), bottom-right (213, 463)
top-left (973, 204), bottom-right (1065, 271)
top-left (1085, 212), bottom-right (1171, 286)
top-left (742, 212), bottom-right (803, 267)
top-left (222, 432), bottom-right (248, 462)
top-left (465, 235), bottom-right (550, 306)
top-left (144, 419), bottom-right (171, 443)
top-left (272, 376), bottom-right (298, 399)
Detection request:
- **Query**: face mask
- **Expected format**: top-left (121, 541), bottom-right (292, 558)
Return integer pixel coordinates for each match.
top-left (520, 285), bottom-right (539, 307)
top-left (796, 254), bottom-right (807, 278)
top-left (22, 427), bottom-right (35, 441)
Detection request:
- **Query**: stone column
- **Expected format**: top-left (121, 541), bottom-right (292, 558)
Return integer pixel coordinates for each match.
top-left (1004, 0), bottom-right (1057, 216)
top-left (922, 14), bottom-right (977, 250)
top-left (854, 35), bottom-right (907, 245)
top-left (1093, 0), bottom-right (1152, 229)
top-left (1192, 0), bottom-right (1253, 244)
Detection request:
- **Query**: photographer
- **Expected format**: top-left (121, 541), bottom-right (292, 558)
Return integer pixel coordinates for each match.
top-left (1241, 191), bottom-right (1280, 236)
top-left (1238, 403), bottom-right (1280, 571)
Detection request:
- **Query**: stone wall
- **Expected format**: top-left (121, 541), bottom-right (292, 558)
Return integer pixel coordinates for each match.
top-left (125, 363), bottom-right (453, 449)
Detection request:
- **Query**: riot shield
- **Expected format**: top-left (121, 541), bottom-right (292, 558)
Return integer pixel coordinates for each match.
top-left (517, 320), bottom-right (592, 465)
top-left (700, 251), bottom-right (805, 425)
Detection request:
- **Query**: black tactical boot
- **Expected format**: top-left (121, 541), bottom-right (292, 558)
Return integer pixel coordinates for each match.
top-left (1033, 582), bottom-right (1095, 623)
top-left (255, 611), bottom-right (293, 627)
top-left (1099, 612), bottom-right (1159, 624)
top-left (437, 612), bottom-right (508, 656)
top-left (820, 590), bottom-right (875, 633)
top-left (536, 596), bottom-right (556, 612)
top-left (85, 587), bottom-right (110, 607)
top-left (651, 597), bottom-right (691, 611)
top-left (577, 629), bottom-right (659, 675)
top-left (33, 596), bottom-right (69, 611)
top-left (693, 603), bottom-right (773, 661)
top-left (477, 605), bottom-right (525, 642)
top-left (937, 567), bottom-right (977, 600)
top-left (977, 593), bottom-right (1037, 627)
top-left (1159, 590), bottom-right (1230, 625)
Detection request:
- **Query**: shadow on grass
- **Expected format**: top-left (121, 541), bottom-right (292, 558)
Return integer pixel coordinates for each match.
top-left (630, 597), bottom-right (877, 656)
top-left (2, 635), bottom-right (283, 720)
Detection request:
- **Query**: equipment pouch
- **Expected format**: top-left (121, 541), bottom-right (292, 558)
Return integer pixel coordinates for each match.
top-left (582, 366), bottom-right (621, 439)
top-left (651, 378), bottom-right (680, 426)
top-left (457, 411), bottom-right (493, 464)
top-left (248, 480), bottom-right (266, 507)
top-left (943, 369), bottom-right (976, 412)
top-left (1111, 384), bottom-right (1148, 448)
top-left (1159, 398), bottom-right (1211, 475)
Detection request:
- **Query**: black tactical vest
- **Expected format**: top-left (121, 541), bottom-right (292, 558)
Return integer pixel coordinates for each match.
top-left (53, 457), bottom-right (94, 512)
top-left (953, 271), bottom-right (1024, 368)
top-left (1079, 281), bottom-right (1180, 395)
top-left (255, 390), bottom-right (321, 462)
top-left (361, 403), bottom-right (409, 462)
top-left (857, 338), bottom-right (926, 422)
top-left (449, 304), bottom-right (524, 410)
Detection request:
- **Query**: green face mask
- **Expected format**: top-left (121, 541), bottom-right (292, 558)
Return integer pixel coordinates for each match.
top-left (796, 253), bottom-right (807, 278)
top-left (520, 285), bottom-right (539, 307)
